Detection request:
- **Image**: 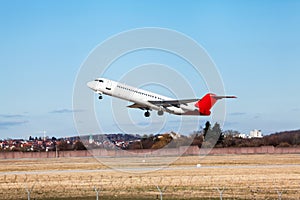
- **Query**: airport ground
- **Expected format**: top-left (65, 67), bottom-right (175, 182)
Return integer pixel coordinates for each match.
top-left (0, 154), bottom-right (300, 199)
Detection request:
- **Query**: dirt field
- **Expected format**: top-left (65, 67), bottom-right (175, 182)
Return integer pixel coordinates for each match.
top-left (0, 154), bottom-right (300, 199)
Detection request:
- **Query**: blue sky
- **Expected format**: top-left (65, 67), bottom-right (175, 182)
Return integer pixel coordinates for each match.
top-left (0, 1), bottom-right (299, 139)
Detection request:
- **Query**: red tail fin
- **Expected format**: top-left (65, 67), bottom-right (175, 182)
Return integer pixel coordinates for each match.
top-left (194, 93), bottom-right (217, 115)
top-left (195, 93), bottom-right (237, 115)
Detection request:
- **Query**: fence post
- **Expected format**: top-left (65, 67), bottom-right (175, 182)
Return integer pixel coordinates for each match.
top-left (94, 186), bottom-right (100, 200)
top-left (25, 188), bottom-right (30, 200)
top-left (25, 183), bottom-right (35, 200)
top-left (276, 190), bottom-right (282, 200)
top-left (156, 185), bottom-right (164, 200)
top-left (216, 187), bottom-right (225, 200)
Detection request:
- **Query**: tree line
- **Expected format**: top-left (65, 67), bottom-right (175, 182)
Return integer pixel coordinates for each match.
top-left (2, 122), bottom-right (300, 152)
top-left (122, 122), bottom-right (300, 150)
top-left (190, 122), bottom-right (300, 148)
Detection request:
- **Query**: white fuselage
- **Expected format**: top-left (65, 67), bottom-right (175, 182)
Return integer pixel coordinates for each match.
top-left (87, 78), bottom-right (199, 115)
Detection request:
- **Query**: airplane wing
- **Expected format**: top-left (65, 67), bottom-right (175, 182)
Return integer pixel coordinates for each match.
top-left (128, 95), bottom-right (236, 110)
top-left (148, 99), bottom-right (199, 108)
top-left (148, 95), bottom-right (236, 108)
top-left (127, 99), bottom-right (198, 110)
top-left (127, 103), bottom-right (150, 110)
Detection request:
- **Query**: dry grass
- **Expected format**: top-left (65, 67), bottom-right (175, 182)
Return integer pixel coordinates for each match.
top-left (0, 154), bottom-right (300, 199)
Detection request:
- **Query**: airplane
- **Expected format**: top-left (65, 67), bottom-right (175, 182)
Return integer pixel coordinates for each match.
top-left (87, 78), bottom-right (236, 117)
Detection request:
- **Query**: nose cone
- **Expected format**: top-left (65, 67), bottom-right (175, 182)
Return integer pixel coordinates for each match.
top-left (87, 81), bottom-right (96, 91)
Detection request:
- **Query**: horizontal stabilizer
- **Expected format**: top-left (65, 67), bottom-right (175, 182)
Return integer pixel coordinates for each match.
top-left (213, 95), bottom-right (237, 100)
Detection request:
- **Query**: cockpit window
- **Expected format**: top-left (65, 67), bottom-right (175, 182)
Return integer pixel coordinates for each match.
top-left (95, 79), bottom-right (104, 83)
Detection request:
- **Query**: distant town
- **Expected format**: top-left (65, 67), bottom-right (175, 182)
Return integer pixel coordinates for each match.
top-left (1, 122), bottom-right (299, 152)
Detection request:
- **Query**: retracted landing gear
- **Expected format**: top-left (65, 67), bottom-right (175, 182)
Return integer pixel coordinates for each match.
top-left (98, 95), bottom-right (103, 100)
top-left (144, 110), bottom-right (150, 117)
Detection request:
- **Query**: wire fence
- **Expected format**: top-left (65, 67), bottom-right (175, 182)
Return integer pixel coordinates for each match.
top-left (0, 172), bottom-right (299, 200)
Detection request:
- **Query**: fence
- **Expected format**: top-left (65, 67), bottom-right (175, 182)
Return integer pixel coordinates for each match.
top-left (1, 146), bottom-right (300, 159)
top-left (0, 172), bottom-right (298, 200)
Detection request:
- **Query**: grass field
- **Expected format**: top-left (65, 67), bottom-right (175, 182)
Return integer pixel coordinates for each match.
top-left (0, 154), bottom-right (300, 199)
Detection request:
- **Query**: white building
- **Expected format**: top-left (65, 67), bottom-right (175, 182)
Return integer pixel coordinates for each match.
top-left (249, 129), bottom-right (263, 138)
top-left (238, 133), bottom-right (248, 138)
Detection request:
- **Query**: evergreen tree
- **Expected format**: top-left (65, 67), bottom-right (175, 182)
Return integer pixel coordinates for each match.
top-left (203, 121), bottom-right (211, 139)
top-left (203, 122), bottom-right (224, 147)
top-left (212, 123), bottom-right (224, 145)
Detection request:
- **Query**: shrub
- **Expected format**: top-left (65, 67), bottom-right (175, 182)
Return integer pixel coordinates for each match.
top-left (277, 142), bottom-right (291, 147)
